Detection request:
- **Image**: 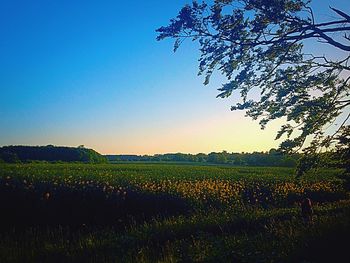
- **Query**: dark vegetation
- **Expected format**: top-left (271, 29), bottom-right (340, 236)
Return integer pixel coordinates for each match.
top-left (0, 179), bottom-right (189, 229)
top-left (157, 0), bottom-right (350, 174)
top-left (0, 145), bottom-right (107, 163)
top-left (107, 149), bottom-right (298, 167)
top-left (0, 163), bottom-right (349, 262)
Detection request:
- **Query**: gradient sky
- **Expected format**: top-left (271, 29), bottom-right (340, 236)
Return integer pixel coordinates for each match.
top-left (0, 0), bottom-right (349, 154)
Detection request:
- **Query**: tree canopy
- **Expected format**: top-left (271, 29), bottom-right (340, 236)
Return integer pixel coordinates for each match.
top-left (156, 0), bottom-right (350, 171)
top-left (0, 145), bottom-right (107, 163)
top-left (106, 150), bottom-right (298, 167)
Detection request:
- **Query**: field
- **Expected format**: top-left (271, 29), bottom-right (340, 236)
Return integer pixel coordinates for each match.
top-left (0, 163), bottom-right (349, 262)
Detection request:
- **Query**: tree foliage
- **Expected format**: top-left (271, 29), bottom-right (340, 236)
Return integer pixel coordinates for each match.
top-left (106, 150), bottom-right (298, 167)
top-left (0, 145), bottom-right (107, 163)
top-left (156, 0), bottom-right (350, 162)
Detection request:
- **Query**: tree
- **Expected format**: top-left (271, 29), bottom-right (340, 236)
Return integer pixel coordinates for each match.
top-left (208, 152), bottom-right (228, 164)
top-left (156, 0), bottom-right (350, 173)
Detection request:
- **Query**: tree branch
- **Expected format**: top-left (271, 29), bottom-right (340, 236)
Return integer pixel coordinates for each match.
top-left (330, 7), bottom-right (350, 22)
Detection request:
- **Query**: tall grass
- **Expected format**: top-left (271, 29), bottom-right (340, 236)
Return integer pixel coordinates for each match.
top-left (0, 163), bottom-right (348, 262)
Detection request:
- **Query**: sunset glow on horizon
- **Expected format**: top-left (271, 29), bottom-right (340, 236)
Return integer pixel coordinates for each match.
top-left (1, 0), bottom-right (348, 155)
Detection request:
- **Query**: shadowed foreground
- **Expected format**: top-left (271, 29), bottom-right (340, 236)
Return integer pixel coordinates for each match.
top-left (0, 163), bottom-right (349, 262)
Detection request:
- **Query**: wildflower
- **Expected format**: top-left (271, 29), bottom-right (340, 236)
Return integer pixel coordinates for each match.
top-left (43, 191), bottom-right (51, 200)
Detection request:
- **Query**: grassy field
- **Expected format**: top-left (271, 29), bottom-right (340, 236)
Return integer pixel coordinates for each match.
top-left (0, 163), bottom-right (349, 262)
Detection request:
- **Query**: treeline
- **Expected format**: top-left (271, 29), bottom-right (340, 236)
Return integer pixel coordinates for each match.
top-left (106, 149), bottom-right (298, 167)
top-left (0, 145), bottom-right (107, 163)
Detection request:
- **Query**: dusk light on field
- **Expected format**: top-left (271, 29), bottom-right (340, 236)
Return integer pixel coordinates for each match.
top-left (0, 1), bottom-right (349, 262)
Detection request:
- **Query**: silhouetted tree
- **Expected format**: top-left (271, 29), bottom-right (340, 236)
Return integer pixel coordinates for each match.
top-left (157, 0), bottom-right (350, 173)
top-left (0, 145), bottom-right (107, 163)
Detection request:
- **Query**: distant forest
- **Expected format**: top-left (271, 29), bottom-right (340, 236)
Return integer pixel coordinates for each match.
top-left (106, 150), bottom-right (299, 167)
top-left (0, 145), bottom-right (107, 163)
top-left (0, 146), bottom-right (300, 167)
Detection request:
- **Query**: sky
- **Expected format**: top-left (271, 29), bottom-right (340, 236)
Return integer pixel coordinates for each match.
top-left (0, 0), bottom-right (349, 155)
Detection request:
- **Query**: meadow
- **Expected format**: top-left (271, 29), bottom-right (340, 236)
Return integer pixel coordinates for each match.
top-left (0, 163), bottom-right (349, 262)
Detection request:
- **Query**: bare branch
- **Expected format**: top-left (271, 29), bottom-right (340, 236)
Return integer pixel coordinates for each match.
top-left (330, 6), bottom-right (350, 22)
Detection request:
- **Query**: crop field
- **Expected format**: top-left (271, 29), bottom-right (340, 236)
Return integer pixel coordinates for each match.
top-left (0, 163), bottom-right (349, 262)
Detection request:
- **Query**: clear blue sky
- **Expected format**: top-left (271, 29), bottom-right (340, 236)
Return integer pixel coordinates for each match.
top-left (0, 0), bottom-right (348, 154)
